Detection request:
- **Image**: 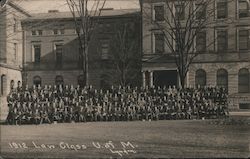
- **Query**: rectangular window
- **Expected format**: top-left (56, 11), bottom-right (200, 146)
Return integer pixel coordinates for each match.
top-left (100, 39), bottom-right (109, 60)
top-left (175, 4), bottom-right (185, 20)
top-left (14, 43), bottom-right (17, 60)
top-left (34, 45), bottom-right (41, 63)
top-left (31, 30), bottom-right (43, 36)
top-left (239, 0), bottom-right (249, 18)
top-left (53, 29), bottom-right (58, 35)
top-left (196, 31), bottom-right (206, 52)
top-left (239, 30), bottom-right (249, 50)
top-left (13, 18), bottom-right (17, 32)
top-left (38, 30), bottom-right (43, 35)
top-left (217, 2), bottom-right (228, 19)
top-left (217, 30), bottom-right (228, 51)
top-left (55, 44), bottom-right (63, 67)
top-left (155, 33), bottom-right (165, 53)
top-left (239, 103), bottom-right (250, 109)
top-left (53, 29), bottom-right (64, 35)
top-left (154, 5), bottom-right (164, 21)
top-left (196, 3), bottom-right (206, 19)
top-left (32, 31), bottom-right (36, 36)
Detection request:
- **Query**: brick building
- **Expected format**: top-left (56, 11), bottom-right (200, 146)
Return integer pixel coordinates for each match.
top-left (141, 0), bottom-right (250, 111)
top-left (21, 9), bottom-right (141, 88)
top-left (0, 0), bottom-right (141, 120)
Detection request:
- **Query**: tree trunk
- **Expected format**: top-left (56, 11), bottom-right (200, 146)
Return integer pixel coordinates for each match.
top-left (84, 46), bottom-right (89, 86)
top-left (178, 72), bottom-right (186, 89)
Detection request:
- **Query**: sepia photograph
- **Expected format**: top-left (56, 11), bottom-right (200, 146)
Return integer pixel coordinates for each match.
top-left (0, 0), bottom-right (250, 158)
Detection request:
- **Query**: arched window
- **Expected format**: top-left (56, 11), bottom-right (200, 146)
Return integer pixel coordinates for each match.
top-left (195, 69), bottom-right (206, 87)
top-left (33, 76), bottom-right (41, 87)
top-left (238, 68), bottom-right (249, 93)
top-left (1, 75), bottom-right (7, 95)
top-left (55, 75), bottom-right (64, 86)
top-left (217, 69), bottom-right (228, 90)
top-left (17, 81), bottom-right (21, 87)
top-left (10, 80), bottom-right (15, 90)
top-left (100, 74), bottom-right (110, 90)
top-left (78, 75), bottom-right (85, 88)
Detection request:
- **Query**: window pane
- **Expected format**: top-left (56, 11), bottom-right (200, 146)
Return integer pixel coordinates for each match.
top-left (239, 1), bottom-right (249, 18)
top-left (53, 29), bottom-right (58, 35)
top-left (78, 75), bottom-right (85, 88)
top-left (217, 69), bottom-right (228, 89)
top-left (154, 5), bottom-right (164, 21)
top-left (238, 68), bottom-right (250, 93)
top-left (34, 45), bottom-right (41, 63)
top-left (196, 31), bottom-right (206, 52)
top-left (32, 31), bottom-right (36, 36)
top-left (38, 30), bottom-right (43, 35)
top-left (55, 76), bottom-right (64, 85)
top-left (33, 76), bottom-right (41, 87)
top-left (239, 30), bottom-right (249, 50)
top-left (175, 4), bottom-right (185, 20)
top-left (196, 4), bottom-right (206, 19)
top-left (155, 33), bottom-right (164, 53)
top-left (195, 69), bottom-right (206, 87)
top-left (217, 2), bottom-right (227, 19)
top-left (217, 30), bottom-right (228, 51)
top-left (55, 44), bottom-right (63, 67)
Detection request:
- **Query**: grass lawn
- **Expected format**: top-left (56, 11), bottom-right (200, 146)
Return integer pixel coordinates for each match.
top-left (0, 120), bottom-right (250, 158)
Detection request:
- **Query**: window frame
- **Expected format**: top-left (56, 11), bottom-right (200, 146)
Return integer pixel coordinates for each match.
top-left (174, 3), bottom-right (185, 20)
top-left (33, 44), bottom-right (41, 64)
top-left (238, 0), bottom-right (250, 18)
top-left (153, 4), bottom-right (165, 22)
top-left (195, 3), bottom-right (206, 20)
top-left (195, 69), bottom-right (207, 87)
top-left (55, 75), bottom-right (64, 86)
top-left (238, 68), bottom-right (250, 93)
top-left (238, 29), bottom-right (250, 51)
top-left (153, 32), bottom-right (165, 54)
top-left (216, 29), bottom-right (228, 52)
top-left (216, 1), bottom-right (228, 19)
top-left (54, 43), bottom-right (63, 68)
top-left (33, 76), bottom-right (42, 87)
top-left (196, 31), bottom-right (207, 52)
top-left (217, 69), bottom-right (228, 90)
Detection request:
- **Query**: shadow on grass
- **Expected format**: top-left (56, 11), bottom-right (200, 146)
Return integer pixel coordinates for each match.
top-left (208, 116), bottom-right (250, 125)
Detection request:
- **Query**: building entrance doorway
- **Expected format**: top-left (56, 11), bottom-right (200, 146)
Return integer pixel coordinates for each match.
top-left (153, 70), bottom-right (178, 88)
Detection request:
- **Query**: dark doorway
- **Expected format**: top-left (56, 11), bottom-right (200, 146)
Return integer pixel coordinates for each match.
top-left (153, 70), bottom-right (178, 88)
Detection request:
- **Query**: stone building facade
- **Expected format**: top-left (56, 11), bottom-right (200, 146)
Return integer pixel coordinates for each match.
top-left (0, 0), bottom-right (30, 119)
top-left (141, 0), bottom-right (250, 111)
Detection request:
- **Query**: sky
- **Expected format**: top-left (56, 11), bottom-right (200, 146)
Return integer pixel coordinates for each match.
top-left (11, 0), bottom-right (140, 14)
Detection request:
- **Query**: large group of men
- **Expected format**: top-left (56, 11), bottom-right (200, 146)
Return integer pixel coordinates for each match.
top-left (6, 84), bottom-right (228, 125)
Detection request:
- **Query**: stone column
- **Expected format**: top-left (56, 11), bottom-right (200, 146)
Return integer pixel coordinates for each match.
top-left (142, 71), bottom-right (146, 88)
top-left (149, 71), bottom-right (153, 88)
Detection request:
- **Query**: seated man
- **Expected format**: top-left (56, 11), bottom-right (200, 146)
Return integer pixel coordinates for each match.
top-left (40, 110), bottom-right (51, 124)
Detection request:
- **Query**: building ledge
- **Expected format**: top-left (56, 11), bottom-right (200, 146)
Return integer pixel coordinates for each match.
top-left (0, 63), bottom-right (22, 71)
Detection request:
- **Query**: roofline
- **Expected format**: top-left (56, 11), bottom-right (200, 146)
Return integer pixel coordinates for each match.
top-left (22, 10), bottom-right (140, 22)
top-left (7, 1), bottom-right (31, 17)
